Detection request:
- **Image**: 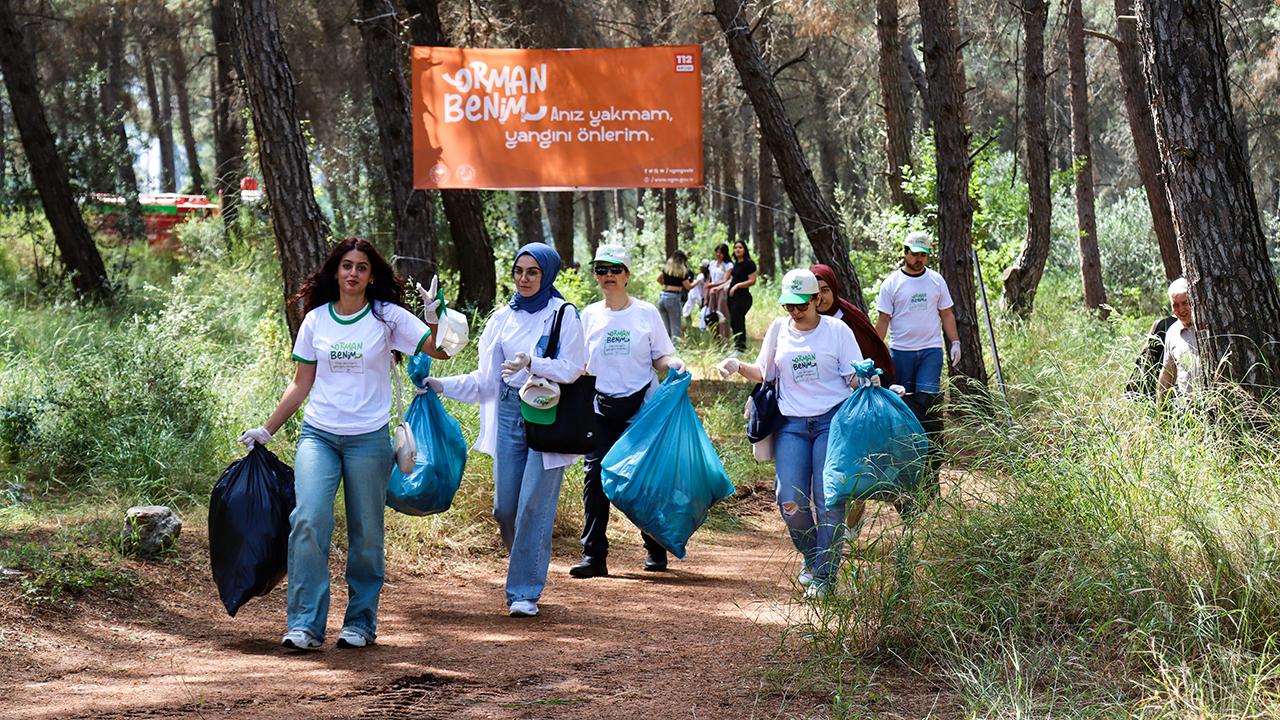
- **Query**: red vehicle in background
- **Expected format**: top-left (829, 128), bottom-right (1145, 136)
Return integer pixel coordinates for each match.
top-left (84, 192), bottom-right (220, 251)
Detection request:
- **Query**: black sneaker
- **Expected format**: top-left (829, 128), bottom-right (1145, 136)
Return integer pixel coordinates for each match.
top-left (643, 555), bottom-right (668, 572)
top-left (568, 558), bottom-right (609, 578)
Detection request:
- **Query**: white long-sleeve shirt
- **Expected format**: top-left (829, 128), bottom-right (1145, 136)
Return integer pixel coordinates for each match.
top-left (437, 297), bottom-right (587, 469)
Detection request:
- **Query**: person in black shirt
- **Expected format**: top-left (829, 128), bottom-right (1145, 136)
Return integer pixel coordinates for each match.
top-left (656, 250), bottom-right (693, 339)
top-left (1126, 314), bottom-right (1178, 398)
top-left (726, 240), bottom-right (757, 352)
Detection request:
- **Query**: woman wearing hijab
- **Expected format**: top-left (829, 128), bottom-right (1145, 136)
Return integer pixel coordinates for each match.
top-left (427, 243), bottom-right (587, 618)
top-left (809, 264), bottom-right (895, 385)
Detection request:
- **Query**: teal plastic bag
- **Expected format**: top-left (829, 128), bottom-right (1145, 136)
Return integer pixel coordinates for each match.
top-left (822, 359), bottom-right (930, 509)
top-left (387, 354), bottom-right (468, 516)
top-left (602, 370), bottom-right (735, 559)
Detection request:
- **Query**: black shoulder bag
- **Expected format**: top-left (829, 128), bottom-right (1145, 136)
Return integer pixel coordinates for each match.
top-left (524, 304), bottom-right (598, 454)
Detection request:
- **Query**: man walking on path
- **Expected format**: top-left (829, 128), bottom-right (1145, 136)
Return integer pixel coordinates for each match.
top-left (874, 231), bottom-right (960, 484)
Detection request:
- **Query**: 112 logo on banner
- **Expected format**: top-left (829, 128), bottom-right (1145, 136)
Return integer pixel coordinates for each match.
top-left (674, 54), bottom-right (695, 73)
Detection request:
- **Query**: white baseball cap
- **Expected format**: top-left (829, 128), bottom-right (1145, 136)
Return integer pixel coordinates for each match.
top-left (593, 244), bottom-right (631, 268)
top-left (778, 268), bottom-right (819, 305)
top-left (519, 376), bottom-right (560, 425)
top-left (434, 307), bottom-right (469, 357)
top-left (905, 230), bottom-right (933, 254)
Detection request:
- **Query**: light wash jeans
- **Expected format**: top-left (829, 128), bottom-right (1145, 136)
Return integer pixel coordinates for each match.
top-left (657, 290), bottom-right (683, 340)
top-left (287, 422), bottom-right (392, 643)
top-left (494, 383), bottom-right (567, 605)
top-left (774, 406), bottom-right (845, 583)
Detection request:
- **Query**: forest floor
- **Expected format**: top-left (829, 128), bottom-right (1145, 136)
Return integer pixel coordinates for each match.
top-left (0, 492), bottom-right (959, 720)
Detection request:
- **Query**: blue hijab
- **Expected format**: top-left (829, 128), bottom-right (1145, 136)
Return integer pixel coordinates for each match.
top-left (509, 242), bottom-right (565, 313)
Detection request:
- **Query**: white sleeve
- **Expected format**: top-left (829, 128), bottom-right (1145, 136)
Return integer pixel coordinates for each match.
top-left (875, 275), bottom-right (895, 316)
top-left (386, 303), bottom-right (431, 355)
top-left (649, 306), bottom-right (676, 360)
top-left (937, 274), bottom-right (955, 311)
top-left (752, 319), bottom-right (781, 381)
top-left (438, 309), bottom-right (504, 403)
top-left (529, 305), bottom-right (587, 384)
top-left (291, 311), bottom-right (318, 364)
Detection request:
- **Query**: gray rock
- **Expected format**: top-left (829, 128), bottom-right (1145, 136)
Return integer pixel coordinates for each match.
top-left (122, 505), bottom-right (182, 559)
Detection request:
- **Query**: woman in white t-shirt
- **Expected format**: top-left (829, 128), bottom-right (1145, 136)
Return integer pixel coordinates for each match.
top-left (239, 237), bottom-right (453, 650)
top-left (425, 242), bottom-right (587, 619)
top-left (705, 243), bottom-right (733, 340)
top-left (570, 244), bottom-right (685, 578)
top-left (717, 268), bottom-right (865, 598)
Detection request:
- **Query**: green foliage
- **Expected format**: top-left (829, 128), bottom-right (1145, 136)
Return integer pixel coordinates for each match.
top-left (0, 517), bottom-right (135, 607)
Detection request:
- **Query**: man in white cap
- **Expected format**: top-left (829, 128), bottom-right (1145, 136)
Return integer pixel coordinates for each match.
top-left (1157, 277), bottom-right (1199, 403)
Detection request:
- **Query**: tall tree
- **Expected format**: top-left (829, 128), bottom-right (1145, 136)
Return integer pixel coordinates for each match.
top-left (919, 0), bottom-right (988, 386)
top-left (141, 41), bottom-right (176, 193)
top-left (516, 192), bottom-right (544, 246)
top-left (0, 0), bottom-right (112, 301)
top-left (356, 0), bottom-right (436, 285)
top-left (663, 188), bottom-right (678, 256)
top-left (405, 0), bottom-right (495, 311)
top-left (545, 191), bottom-right (575, 264)
top-left (1137, 0), bottom-right (1280, 398)
top-left (210, 0), bottom-right (243, 232)
top-left (713, 0), bottom-right (864, 308)
top-left (101, 5), bottom-right (139, 198)
top-left (231, 0), bottom-right (331, 337)
top-left (720, 129), bottom-right (739, 246)
top-left (589, 191), bottom-right (608, 258)
top-left (168, 35), bottom-right (205, 193)
top-left (877, 0), bottom-right (918, 213)
top-left (1108, 0), bottom-right (1179, 280)
top-left (757, 130), bottom-right (776, 277)
top-left (1001, 0), bottom-right (1052, 316)
top-left (1066, 0), bottom-right (1107, 313)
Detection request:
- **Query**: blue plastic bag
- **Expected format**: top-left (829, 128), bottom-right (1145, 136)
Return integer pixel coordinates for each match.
top-left (822, 359), bottom-right (930, 509)
top-left (602, 370), bottom-right (736, 559)
top-left (387, 354), bottom-right (468, 516)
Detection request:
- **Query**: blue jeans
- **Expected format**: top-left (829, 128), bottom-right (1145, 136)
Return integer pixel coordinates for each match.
top-left (288, 422), bottom-right (392, 643)
top-left (494, 383), bottom-right (566, 605)
top-left (658, 291), bottom-right (683, 339)
top-left (891, 347), bottom-right (944, 394)
top-left (774, 406), bottom-right (845, 583)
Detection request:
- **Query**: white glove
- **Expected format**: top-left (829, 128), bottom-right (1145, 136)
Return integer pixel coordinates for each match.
top-left (416, 276), bottom-right (442, 325)
top-left (666, 357), bottom-right (686, 374)
top-left (501, 352), bottom-right (531, 379)
top-left (950, 340), bottom-right (962, 365)
top-left (889, 384), bottom-right (907, 397)
top-left (717, 357), bottom-right (740, 379)
top-left (419, 377), bottom-right (444, 394)
top-left (238, 426), bottom-right (272, 448)
top-left (853, 374), bottom-right (882, 388)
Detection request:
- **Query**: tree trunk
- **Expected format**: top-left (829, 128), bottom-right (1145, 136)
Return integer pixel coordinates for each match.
top-left (1067, 0), bottom-right (1107, 314)
top-left (140, 42), bottom-right (169, 188)
top-left (739, 105), bottom-right (757, 245)
top-left (584, 194), bottom-right (597, 258)
top-left (634, 188), bottom-right (646, 234)
top-left (877, 0), bottom-right (918, 213)
top-left (663, 188), bottom-right (678, 257)
top-left (545, 192), bottom-right (575, 265)
top-left (918, 0), bottom-right (988, 387)
top-left (405, 0), bottom-right (495, 311)
top-left (713, 0), bottom-right (864, 308)
top-left (779, 209), bottom-right (797, 266)
top-left (721, 137), bottom-right (738, 246)
top-left (231, 0), bottom-right (332, 338)
top-left (1112, 0), bottom-right (1179, 281)
top-left (0, 0), bottom-right (112, 302)
top-left (613, 190), bottom-right (624, 230)
top-left (159, 59), bottom-right (177, 193)
top-left (757, 130), bottom-right (776, 277)
top-left (516, 192), bottom-right (544, 246)
top-left (211, 0), bottom-right (244, 232)
top-left (1137, 0), bottom-right (1280, 398)
top-left (902, 41), bottom-right (931, 132)
top-left (589, 191), bottom-right (608, 257)
top-left (357, 0), bottom-right (436, 285)
top-left (1001, 0), bottom-right (1052, 316)
top-left (168, 39), bottom-right (206, 194)
top-left (102, 7), bottom-right (139, 198)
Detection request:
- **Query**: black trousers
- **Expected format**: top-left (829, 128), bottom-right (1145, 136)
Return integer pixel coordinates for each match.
top-left (728, 290), bottom-right (753, 351)
top-left (904, 391), bottom-right (944, 491)
top-left (581, 390), bottom-right (667, 564)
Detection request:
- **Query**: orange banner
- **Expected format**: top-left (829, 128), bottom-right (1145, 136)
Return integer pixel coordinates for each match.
top-left (412, 46), bottom-right (704, 190)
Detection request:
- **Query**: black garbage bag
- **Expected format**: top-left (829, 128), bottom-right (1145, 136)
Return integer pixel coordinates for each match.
top-left (209, 443), bottom-right (295, 617)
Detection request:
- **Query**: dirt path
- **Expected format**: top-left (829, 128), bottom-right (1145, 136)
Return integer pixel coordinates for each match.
top-left (0, 505), bottom-right (853, 720)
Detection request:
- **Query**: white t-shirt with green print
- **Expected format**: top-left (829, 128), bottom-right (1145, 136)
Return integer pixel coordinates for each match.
top-left (582, 298), bottom-right (675, 398)
top-left (875, 268), bottom-right (954, 351)
top-left (291, 301), bottom-right (431, 435)
top-left (756, 315), bottom-right (863, 418)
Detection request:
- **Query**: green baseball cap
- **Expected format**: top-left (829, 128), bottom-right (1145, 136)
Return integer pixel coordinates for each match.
top-left (519, 376), bottom-right (560, 425)
top-left (905, 230), bottom-right (933, 254)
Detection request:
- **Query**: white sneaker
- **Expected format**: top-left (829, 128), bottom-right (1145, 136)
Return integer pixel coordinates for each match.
top-left (335, 628), bottom-right (371, 648)
top-left (797, 570), bottom-right (816, 588)
top-left (508, 600), bottom-right (539, 617)
top-left (803, 582), bottom-right (833, 600)
top-left (280, 628), bottom-right (322, 650)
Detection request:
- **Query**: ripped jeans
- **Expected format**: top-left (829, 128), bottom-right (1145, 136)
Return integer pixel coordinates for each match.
top-left (774, 406), bottom-right (845, 583)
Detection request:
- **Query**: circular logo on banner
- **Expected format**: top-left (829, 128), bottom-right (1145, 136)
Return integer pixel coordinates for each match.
top-left (430, 162), bottom-right (450, 184)
top-left (456, 165), bottom-right (476, 182)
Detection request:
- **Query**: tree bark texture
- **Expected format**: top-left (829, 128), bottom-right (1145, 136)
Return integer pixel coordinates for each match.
top-left (211, 0), bottom-right (244, 232)
top-left (877, 0), bottom-right (918, 213)
top-left (739, 105), bottom-right (757, 245)
top-left (0, 0), bottom-right (112, 302)
top-left (663, 188), bottom-right (678, 257)
top-left (713, 0), bottom-right (864, 308)
top-left (516, 192), bottom-right (544, 246)
top-left (918, 0), bottom-right (988, 386)
top-left (140, 43), bottom-right (169, 189)
top-left (757, 130), bottom-right (776, 277)
top-left (231, 0), bottom-right (332, 338)
top-left (356, 0), bottom-right (436, 285)
top-left (101, 7), bottom-right (139, 198)
top-left (1112, 0), bottom-right (1179, 280)
top-left (406, 0), bottom-right (494, 311)
top-left (589, 191), bottom-right (608, 258)
top-left (902, 42), bottom-right (931, 132)
top-left (168, 39), bottom-right (206, 193)
top-left (721, 137), bottom-right (738, 246)
top-left (1001, 0), bottom-right (1052, 316)
top-left (1066, 0), bottom-right (1107, 313)
top-left (1137, 0), bottom-right (1280, 397)
top-left (635, 188), bottom-right (646, 234)
top-left (545, 192), bottom-right (575, 265)
top-left (159, 61), bottom-right (177, 192)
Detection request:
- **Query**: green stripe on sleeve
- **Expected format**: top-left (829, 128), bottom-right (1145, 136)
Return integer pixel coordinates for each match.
top-left (414, 330), bottom-right (433, 356)
top-left (292, 353), bottom-right (317, 365)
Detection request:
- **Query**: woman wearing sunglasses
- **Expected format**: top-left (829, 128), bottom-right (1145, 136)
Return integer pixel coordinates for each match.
top-left (717, 268), bottom-right (865, 598)
top-left (426, 242), bottom-right (586, 618)
top-left (570, 244), bottom-right (686, 578)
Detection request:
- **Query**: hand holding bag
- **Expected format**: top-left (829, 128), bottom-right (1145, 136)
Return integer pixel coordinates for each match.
top-left (523, 303), bottom-right (597, 455)
top-left (384, 319), bottom-right (416, 473)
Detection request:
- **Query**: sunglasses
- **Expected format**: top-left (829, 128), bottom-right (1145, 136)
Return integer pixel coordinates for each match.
top-left (594, 265), bottom-right (627, 276)
top-left (784, 302), bottom-right (810, 312)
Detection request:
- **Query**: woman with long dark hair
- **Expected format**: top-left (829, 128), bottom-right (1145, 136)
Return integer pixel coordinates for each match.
top-left (240, 237), bottom-right (453, 650)
top-left (705, 243), bottom-right (733, 340)
top-left (426, 242), bottom-right (587, 618)
top-left (726, 240), bottom-right (757, 353)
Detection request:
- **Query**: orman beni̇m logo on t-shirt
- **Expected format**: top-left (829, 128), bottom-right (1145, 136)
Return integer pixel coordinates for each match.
top-left (908, 291), bottom-right (929, 312)
top-left (791, 352), bottom-right (819, 383)
top-left (329, 341), bottom-right (366, 374)
top-left (603, 328), bottom-right (631, 357)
